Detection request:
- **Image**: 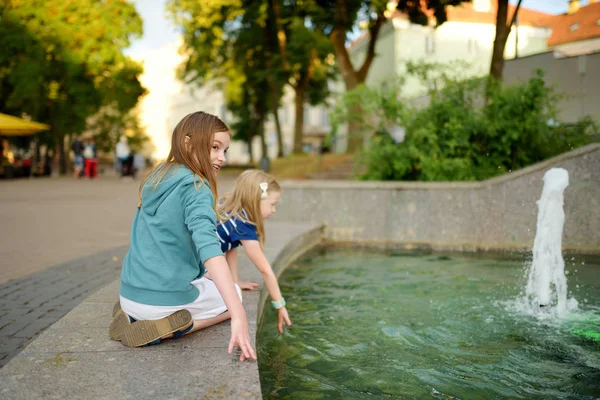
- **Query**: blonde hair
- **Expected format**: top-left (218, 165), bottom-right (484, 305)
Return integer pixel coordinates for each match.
top-left (218, 169), bottom-right (281, 247)
top-left (138, 111), bottom-right (229, 212)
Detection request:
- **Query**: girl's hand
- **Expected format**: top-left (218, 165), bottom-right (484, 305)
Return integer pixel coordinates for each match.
top-left (277, 307), bottom-right (292, 335)
top-left (238, 281), bottom-right (260, 291)
top-left (229, 317), bottom-right (257, 362)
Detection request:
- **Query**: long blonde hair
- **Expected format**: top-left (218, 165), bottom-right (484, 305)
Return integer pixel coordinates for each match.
top-left (138, 111), bottom-right (229, 212)
top-left (218, 169), bottom-right (280, 247)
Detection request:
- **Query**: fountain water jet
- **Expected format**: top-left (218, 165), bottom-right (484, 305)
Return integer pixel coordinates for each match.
top-left (524, 168), bottom-right (578, 317)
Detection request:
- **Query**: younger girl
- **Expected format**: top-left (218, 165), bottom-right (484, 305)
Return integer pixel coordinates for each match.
top-left (217, 170), bottom-right (292, 335)
top-left (109, 111), bottom-right (255, 361)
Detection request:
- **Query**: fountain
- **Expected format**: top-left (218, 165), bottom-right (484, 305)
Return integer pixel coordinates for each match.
top-left (523, 168), bottom-right (578, 317)
top-left (258, 167), bottom-right (600, 398)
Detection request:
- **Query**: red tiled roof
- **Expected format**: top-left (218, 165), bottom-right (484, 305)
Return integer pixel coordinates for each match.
top-left (547, 2), bottom-right (600, 46)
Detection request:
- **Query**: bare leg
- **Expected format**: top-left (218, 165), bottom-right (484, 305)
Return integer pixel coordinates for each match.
top-left (159, 311), bottom-right (231, 340)
top-left (187, 311), bottom-right (232, 334)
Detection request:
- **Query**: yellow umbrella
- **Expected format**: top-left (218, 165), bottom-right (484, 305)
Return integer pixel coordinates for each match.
top-left (0, 113), bottom-right (50, 136)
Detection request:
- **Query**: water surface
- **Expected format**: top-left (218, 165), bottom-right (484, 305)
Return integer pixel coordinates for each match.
top-left (258, 249), bottom-right (600, 399)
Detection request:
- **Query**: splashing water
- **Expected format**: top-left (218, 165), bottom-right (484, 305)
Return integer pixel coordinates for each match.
top-left (523, 168), bottom-right (578, 317)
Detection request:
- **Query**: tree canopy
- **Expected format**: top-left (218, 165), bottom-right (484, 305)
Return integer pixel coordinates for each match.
top-left (168, 0), bottom-right (335, 157)
top-left (0, 0), bottom-right (146, 172)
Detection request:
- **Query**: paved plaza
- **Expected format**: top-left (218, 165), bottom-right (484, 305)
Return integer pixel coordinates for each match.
top-left (0, 173), bottom-right (236, 366)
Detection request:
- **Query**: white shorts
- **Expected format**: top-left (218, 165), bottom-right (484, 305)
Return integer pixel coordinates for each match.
top-left (120, 277), bottom-right (242, 321)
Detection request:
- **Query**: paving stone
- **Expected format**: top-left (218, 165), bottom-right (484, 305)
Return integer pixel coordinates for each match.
top-left (0, 338), bottom-right (24, 354)
top-left (0, 310), bottom-right (47, 337)
top-left (0, 246), bottom-right (128, 366)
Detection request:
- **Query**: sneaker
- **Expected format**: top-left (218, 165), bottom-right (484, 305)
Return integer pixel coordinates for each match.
top-left (112, 300), bottom-right (121, 318)
top-left (120, 309), bottom-right (193, 347)
top-left (109, 301), bottom-right (131, 341)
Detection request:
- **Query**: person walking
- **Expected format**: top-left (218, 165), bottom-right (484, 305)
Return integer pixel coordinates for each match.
top-left (83, 138), bottom-right (98, 179)
top-left (72, 135), bottom-right (84, 179)
top-left (115, 136), bottom-right (132, 178)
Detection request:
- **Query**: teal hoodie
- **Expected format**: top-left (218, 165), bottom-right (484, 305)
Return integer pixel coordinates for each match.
top-left (120, 164), bottom-right (223, 306)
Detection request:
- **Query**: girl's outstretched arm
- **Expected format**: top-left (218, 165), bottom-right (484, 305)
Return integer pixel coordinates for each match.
top-left (225, 248), bottom-right (259, 290)
top-left (240, 240), bottom-right (292, 334)
top-left (204, 255), bottom-right (257, 361)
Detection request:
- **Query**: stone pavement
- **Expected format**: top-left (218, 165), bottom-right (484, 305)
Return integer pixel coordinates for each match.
top-left (0, 221), bottom-right (323, 399)
top-left (0, 246), bottom-right (127, 366)
top-left (0, 173), bottom-right (238, 367)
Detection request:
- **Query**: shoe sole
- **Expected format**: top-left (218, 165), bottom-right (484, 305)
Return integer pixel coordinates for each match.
top-left (109, 309), bottom-right (130, 341)
top-left (120, 309), bottom-right (193, 347)
top-left (112, 300), bottom-right (121, 317)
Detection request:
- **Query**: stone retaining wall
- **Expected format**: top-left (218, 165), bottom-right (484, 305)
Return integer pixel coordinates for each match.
top-left (277, 144), bottom-right (600, 254)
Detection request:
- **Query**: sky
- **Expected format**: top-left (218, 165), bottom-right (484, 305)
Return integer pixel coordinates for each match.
top-left (124, 0), bottom-right (573, 56)
top-left (125, 0), bottom-right (179, 57)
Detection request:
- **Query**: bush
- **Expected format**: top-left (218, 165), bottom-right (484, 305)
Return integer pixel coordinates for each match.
top-left (335, 70), bottom-right (594, 181)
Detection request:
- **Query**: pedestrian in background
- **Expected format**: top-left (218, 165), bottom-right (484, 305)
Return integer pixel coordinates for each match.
top-left (115, 136), bottom-right (132, 178)
top-left (83, 138), bottom-right (98, 179)
top-left (72, 135), bottom-right (84, 179)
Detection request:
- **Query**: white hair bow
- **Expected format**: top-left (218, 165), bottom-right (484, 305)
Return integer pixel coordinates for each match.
top-left (259, 182), bottom-right (269, 199)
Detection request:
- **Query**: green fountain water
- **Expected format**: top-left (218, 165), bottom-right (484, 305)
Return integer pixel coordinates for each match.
top-left (258, 250), bottom-right (600, 399)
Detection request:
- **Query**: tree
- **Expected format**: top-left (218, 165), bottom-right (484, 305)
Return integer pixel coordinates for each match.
top-left (169, 0), bottom-right (264, 161)
top-left (168, 0), bottom-right (335, 157)
top-left (490, 0), bottom-right (523, 80)
top-left (271, 1), bottom-right (336, 154)
top-left (310, 0), bottom-right (470, 152)
top-left (85, 105), bottom-right (149, 155)
top-left (0, 0), bottom-right (145, 174)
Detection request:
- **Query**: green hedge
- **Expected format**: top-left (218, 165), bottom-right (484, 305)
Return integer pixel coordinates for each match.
top-left (332, 70), bottom-right (595, 181)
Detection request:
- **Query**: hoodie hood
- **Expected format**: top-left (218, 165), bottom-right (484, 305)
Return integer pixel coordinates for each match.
top-left (141, 164), bottom-right (210, 216)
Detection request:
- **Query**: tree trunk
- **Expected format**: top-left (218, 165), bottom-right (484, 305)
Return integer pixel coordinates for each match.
top-left (246, 124), bottom-right (255, 164)
top-left (490, 0), bottom-right (522, 80)
top-left (58, 133), bottom-right (67, 175)
top-left (45, 143), bottom-right (55, 176)
top-left (273, 108), bottom-right (284, 157)
top-left (247, 137), bottom-right (254, 164)
top-left (270, 88), bottom-right (284, 157)
top-left (251, 98), bottom-right (268, 160)
top-left (330, 27), bottom-right (359, 91)
top-left (329, 8), bottom-right (385, 153)
top-left (293, 85), bottom-right (305, 154)
top-left (347, 112), bottom-right (364, 153)
top-left (257, 112), bottom-right (267, 160)
top-left (34, 139), bottom-right (41, 172)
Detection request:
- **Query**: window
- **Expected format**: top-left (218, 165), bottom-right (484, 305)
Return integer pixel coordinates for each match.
top-left (468, 38), bottom-right (478, 55)
top-left (425, 35), bottom-right (435, 55)
top-left (570, 23), bottom-right (580, 31)
top-left (321, 107), bottom-right (330, 126)
top-left (303, 106), bottom-right (311, 126)
top-left (596, 19), bottom-right (600, 26)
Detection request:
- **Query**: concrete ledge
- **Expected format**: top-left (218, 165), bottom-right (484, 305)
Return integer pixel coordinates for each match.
top-left (0, 221), bottom-right (323, 399)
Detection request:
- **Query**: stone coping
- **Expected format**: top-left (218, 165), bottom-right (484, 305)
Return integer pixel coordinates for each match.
top-left (279, 143), bottom-right (600, 190)
top-left (0, 221), bottom-right (323, 400)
